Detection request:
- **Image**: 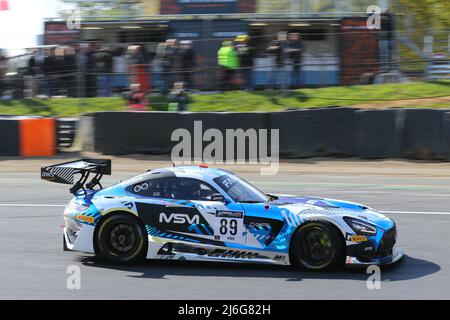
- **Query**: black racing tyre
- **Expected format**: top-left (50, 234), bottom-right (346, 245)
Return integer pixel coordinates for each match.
top-left (291, 221), bottom-right (345, 271)
top-left (95, 213), bottom-right (147, 264)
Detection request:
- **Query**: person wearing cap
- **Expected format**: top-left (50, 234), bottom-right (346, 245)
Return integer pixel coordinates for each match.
top-left (235, 34), bottom-right (254, 90)
top-left (217, 40), bottom-right (239, 91)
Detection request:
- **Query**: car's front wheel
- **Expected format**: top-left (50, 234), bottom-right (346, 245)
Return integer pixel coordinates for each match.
top-left (95, 213), bottom-right (147, 264)
top-left (291, 221), bottom-right (345, 271)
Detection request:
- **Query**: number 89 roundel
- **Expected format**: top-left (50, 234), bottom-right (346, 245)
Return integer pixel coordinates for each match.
top-left (42, 159), bottom-right (403, 271)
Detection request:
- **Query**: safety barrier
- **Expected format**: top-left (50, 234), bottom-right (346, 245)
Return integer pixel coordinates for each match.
top-left (354, 109), bottom-right (405, 158)
top-left (93, 111), bottom-right (270, 159)
top-left (402, 109), bottom-right (450, 159)
top-left (0, 117), bottom-right (57, 156)
top-left (88, 108), bottom-right (450, 161)
top-left (4, 109), bottom-right (450, 161)
top-left (270, 108), bottom-right (355, 158)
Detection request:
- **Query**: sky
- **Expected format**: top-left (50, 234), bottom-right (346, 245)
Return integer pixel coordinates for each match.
top-left (0, 0), bottom-right (71, 55)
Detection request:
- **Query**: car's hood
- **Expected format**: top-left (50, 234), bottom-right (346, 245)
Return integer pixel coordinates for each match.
top-left (272, 194), bottom-right (392, 228)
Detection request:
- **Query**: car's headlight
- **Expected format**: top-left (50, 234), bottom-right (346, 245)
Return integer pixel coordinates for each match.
top-left (344, 217), bottom-right (377, 236)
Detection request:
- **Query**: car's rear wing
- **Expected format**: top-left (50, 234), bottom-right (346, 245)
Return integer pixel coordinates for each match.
top-left (41, 159), bottom-right (111, 194)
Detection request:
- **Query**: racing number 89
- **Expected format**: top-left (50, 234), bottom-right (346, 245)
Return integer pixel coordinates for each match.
top-left (219, 219), bottom-right (237, 236)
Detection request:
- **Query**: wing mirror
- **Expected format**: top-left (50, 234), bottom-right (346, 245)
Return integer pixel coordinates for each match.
top-left (211, 193), bottom-right (228, 203)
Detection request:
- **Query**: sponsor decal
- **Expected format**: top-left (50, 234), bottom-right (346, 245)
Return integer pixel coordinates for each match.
top-left (208, 249), bottom-right (258, 259)
top-left (133, 182), bottom-right (149, 193)
top-left (159, 212), bottom-right (200, 225)
top-left (247, 222), bottom-right (270, 228)
top-left (273, 255), bottom-right (285, 262)
top-left (76, 214), bottom-right (94, 224)
top-left (347, 234), bottom-right (368, 242)
top-left (215, 210), bottom-right (243, 218)
top-left (121, 201), bottom-right (134, 210)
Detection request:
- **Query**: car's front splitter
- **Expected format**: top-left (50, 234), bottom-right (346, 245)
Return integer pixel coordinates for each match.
top-left (345, 247), bottom-right (404, 267)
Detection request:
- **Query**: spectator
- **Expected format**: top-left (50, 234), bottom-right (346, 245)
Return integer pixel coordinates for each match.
top-left (266, 31), bottom-right (289, 90)
top-left (54, 46), bottom-right (66, 96)
top-left (0, 51), bottom-right (6, 97)
top-left (24, 50), bottom-right (38, 98)
top-left (75, 43), bottom-right (88, 98)
top-left (42, 48), bottom-right (56, 98)
top-left (112, 46), bottom-right (129, 93)
top-left (179, 40), bottom-right (195, 90)
top-left (84, 44), bottom-right (97, 98)
top-left (217, 41), bottom-right (239, 91)
top-left (94, 46), bottom-right (113, 97)
top-left (129, 45), bottom-right (150, 93)
top-left (125, 83), bottom-right (147, 111)
top-left (235, 34), bottom-right (254, 90)
top-left (128, 45), bottom-right (145, 65)
top-left (288, 32), bottom-right (303, 88)
top-left (168, 81), bottom-right (189, 111)
top-left (64, 47), bottom-right (76, 97)
top-left (153, 42), bottom-right (167, 93)
top-left (161, 39), bottom-right (179, 94)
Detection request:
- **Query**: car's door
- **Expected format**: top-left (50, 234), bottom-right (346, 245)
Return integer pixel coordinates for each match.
top-left (153, 177), bottom-right (246, 245)
top-left (239, 202), bottom-right (286, 249)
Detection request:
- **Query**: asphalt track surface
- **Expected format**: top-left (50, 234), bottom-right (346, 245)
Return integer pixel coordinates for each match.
top-left (1, 161), bottom-right (450, 299)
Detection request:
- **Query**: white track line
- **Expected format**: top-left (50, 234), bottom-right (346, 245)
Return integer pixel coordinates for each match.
top-left (379, 210), bottom-right (450, 215)
top-left (0, 204), bottom-right (66, 207)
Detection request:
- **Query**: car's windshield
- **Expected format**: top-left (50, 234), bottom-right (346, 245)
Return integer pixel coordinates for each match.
top-left (213, 174), bottom-right (269, 203)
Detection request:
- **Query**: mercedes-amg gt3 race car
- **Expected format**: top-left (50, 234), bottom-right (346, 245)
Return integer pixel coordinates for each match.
top-left (41, 159), bottom-right (403, 270)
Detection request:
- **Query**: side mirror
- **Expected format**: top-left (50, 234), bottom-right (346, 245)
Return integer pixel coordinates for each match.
top-left (210, 193), bottom-right (227, 202)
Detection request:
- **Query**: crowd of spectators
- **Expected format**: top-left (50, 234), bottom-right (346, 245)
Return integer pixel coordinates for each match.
top-left (0, 31), bottom-right (303, 106)
top-left (218, 31), bottom-right (303, 91)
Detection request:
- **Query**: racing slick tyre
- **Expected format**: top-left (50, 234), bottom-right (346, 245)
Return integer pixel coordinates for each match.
top-left (291, 221), bottom-right (345, 271)
top-left (95, 213), bottom-right (148, 264)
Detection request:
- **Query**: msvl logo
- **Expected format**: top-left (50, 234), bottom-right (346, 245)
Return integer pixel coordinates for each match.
top-left (159, 212), bottom-right (200, 225)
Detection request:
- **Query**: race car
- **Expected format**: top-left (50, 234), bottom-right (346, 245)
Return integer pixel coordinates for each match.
top-left (41, 159), bottom-right (403, 270)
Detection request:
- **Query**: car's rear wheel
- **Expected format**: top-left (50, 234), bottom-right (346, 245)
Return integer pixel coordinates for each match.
top-left (291, 222), bottom-right (345, 271)
top-left (95, 213), bottom-right (147, 264)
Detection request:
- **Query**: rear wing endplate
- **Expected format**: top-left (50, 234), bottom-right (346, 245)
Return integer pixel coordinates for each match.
top-left (41, 159), bottom-right (111, 194)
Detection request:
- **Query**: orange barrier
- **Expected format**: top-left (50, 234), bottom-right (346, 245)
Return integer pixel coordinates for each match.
top-left (19, 118), bottom-right (56, 156)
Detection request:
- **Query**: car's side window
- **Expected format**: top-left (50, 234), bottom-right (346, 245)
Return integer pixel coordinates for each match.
top-left (160, 177), bottom-right (219, 201)
top-left (127, 178), bottom-right (162, 198)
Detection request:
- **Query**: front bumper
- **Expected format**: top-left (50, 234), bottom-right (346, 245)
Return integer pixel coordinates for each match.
top-left (345, 247), bottom-right (404, 267)
top-left (63, 223), bottom-right (96, 254)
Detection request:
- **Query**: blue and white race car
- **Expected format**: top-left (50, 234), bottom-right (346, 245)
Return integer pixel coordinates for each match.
top-left (41, 159), bottom-right (403, 270)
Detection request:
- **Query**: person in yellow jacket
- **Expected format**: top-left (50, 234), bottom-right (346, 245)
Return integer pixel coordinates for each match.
top-left (217, 41), bottom-right (239, 91)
